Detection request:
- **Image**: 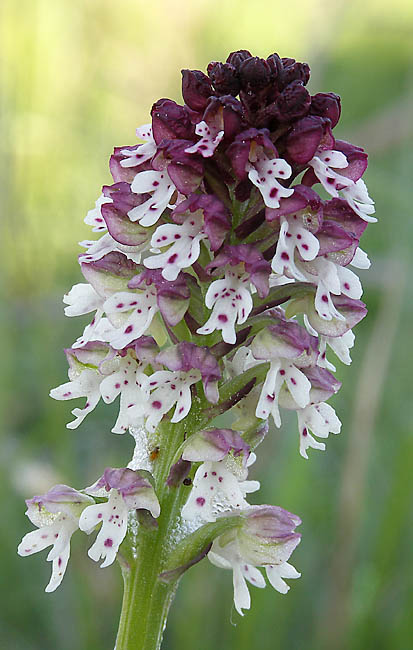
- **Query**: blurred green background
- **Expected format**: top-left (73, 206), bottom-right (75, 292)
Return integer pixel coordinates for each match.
top-left (1, 0), bottom-right (412, 648)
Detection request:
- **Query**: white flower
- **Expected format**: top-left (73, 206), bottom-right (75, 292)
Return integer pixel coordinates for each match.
top-left (297, 257), bottom-right (363, 321)
top-left (84, 194), bottom-right (112, 232)
top-left (63, 283), bottom-right (105, 348)
top-left (271, 215), bottom-right (320, 280)
top-left (79, 468), bottom-right (160, 568)
top-left (265, 562), bottom-right (301, 594)
top-left (120, 124), bottom-right (156, 168)
top-left (17, 485), bottom-right (93, 592)
top-left (185, 120), bottom-right (224, 158)
top-left (247, 154), bottom-right (294, 209)
top-left (197, 269), bottom-right (253, 344)
top-left (103, 287), bottom-right (159, 349)
top-left (181, 455), bottom-right (259, 523)
top-left (297, 402), bottom-right (341, 459)
top-left (256, 359), bottom-right (311, 427)
top-left (208, 504), bottom-right (301, 616)
top-left (208, 539), bottom-right (266, 615)
top-left (309, 150), bottom-right (376, 222)
top-left (145, 369), bottom-right (202, 433)
top-left (144, 212), bottom-right (207, 280)
top-left (129, 170), bottom-right (176, 227)
top-left (79, 232), bottom-right (146, 265)
top-left (304, 315), bottom-right (355, 372)
top-left (50, 352), bottom-right (150, 433)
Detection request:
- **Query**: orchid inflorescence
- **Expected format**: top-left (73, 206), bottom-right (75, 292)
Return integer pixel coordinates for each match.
top-left (18, 49), bottom-right (374, 618)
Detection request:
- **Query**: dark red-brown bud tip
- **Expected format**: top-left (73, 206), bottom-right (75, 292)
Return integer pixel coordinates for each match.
top-left (207, 62), bottom-right (240, 96)
top-left (279, 59), bottom-right (311, 90)
top-left (181, 69), bottom-right (213, 112)
top-left (239, 56), bottom-right (272, 92)
top-left (226, 49), bottom-right (253, 70)
top-left (275, 80), bottom-right (311, 122)
top-left (310, 92), bottom-right (341, 128)
top-left (266, 53), bottom-right (283, 78)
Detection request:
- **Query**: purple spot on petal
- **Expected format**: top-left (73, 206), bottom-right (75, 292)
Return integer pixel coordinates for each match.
top-left (104, 538), bottom-right (113, 547)
top-left (196, 497), bottom-right (205, 506)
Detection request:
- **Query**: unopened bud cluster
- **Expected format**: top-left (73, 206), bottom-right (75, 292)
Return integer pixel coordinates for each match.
top-left (18, 49), bottom-right (374, 616)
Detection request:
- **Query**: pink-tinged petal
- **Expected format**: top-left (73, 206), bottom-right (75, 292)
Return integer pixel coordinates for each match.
top-left (310, 92), bottom-right (341, 128)
top-left (101, 202), bottom-right (153, 248)
top-left (334, 140), bottom-right (368, 182)
top-left (181, 69), bottom-right (213, 111)
top-left (265, 184), bottom-right (322, 224)
top-left (285, 116), bottom-right (333, 165)
top-left (81, 252), bottom-right (139, 299)
top-left (182, 429), bottom-right (249, 463)
top-left (151, 98), bottom-right (194, 144)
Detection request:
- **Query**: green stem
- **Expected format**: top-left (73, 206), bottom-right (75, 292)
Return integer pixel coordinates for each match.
top-left (115, 422), bottom-right (189, 650)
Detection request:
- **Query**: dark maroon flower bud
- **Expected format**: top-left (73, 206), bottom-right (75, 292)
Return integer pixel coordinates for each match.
top-left (239, 56), bottom-right (272, 92)
top-left (266, 53), bottom-right (283, 79)
top-left (226, 49), bottom-right (252, 70)
top-left (334, 140), bottom-right (368, 182)
top-left (151, 99), bottom-right (194, 144)
top-left (279, 58), bottom-right (310, 89)
top-left (207, 62), bottom-right (240, 96)
top-left (181, 69), bottom-right (214, 112)
top-left (203, 95), bottom-right (244, 141)
top-left (285, 116), bottom-right (334, 165)
top-left (310, 92), bottom-right (341, 128)
top-left (109, 146), bottom-right (152, 183)
top-left (274, 81), bottom-right (311, 122)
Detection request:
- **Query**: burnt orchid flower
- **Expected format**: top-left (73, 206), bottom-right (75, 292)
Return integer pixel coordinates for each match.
top-left (208, 505), bottom-right (301, 615)
top-left (19, 49), bottom-right (376, 649)
top-left (18, 485), bottom-right (94, 592)
top-left (79, 468), bottom-right (160, 567)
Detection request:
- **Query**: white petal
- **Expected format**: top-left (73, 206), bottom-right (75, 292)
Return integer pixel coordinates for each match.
top-left (242, 564), bottom-right (266, 589)
top-left (266, 561), bottom-right (301, 594)
top-left (45, 542), bottom-right (71, 593)
top-left (283, 363), bottom-right (311, 408)
top-left (233, 565), bottom-right (251, 616)
top-left (351, 247), bottom-right (371, 269)
top-left (63, 283), bottom-right (103, 317)
top-left (80, 492), bottom-right (128, 568)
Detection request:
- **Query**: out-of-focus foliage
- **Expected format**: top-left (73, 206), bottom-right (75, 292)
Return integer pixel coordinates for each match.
top-left (1, 1), bottom-right (412, 649)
